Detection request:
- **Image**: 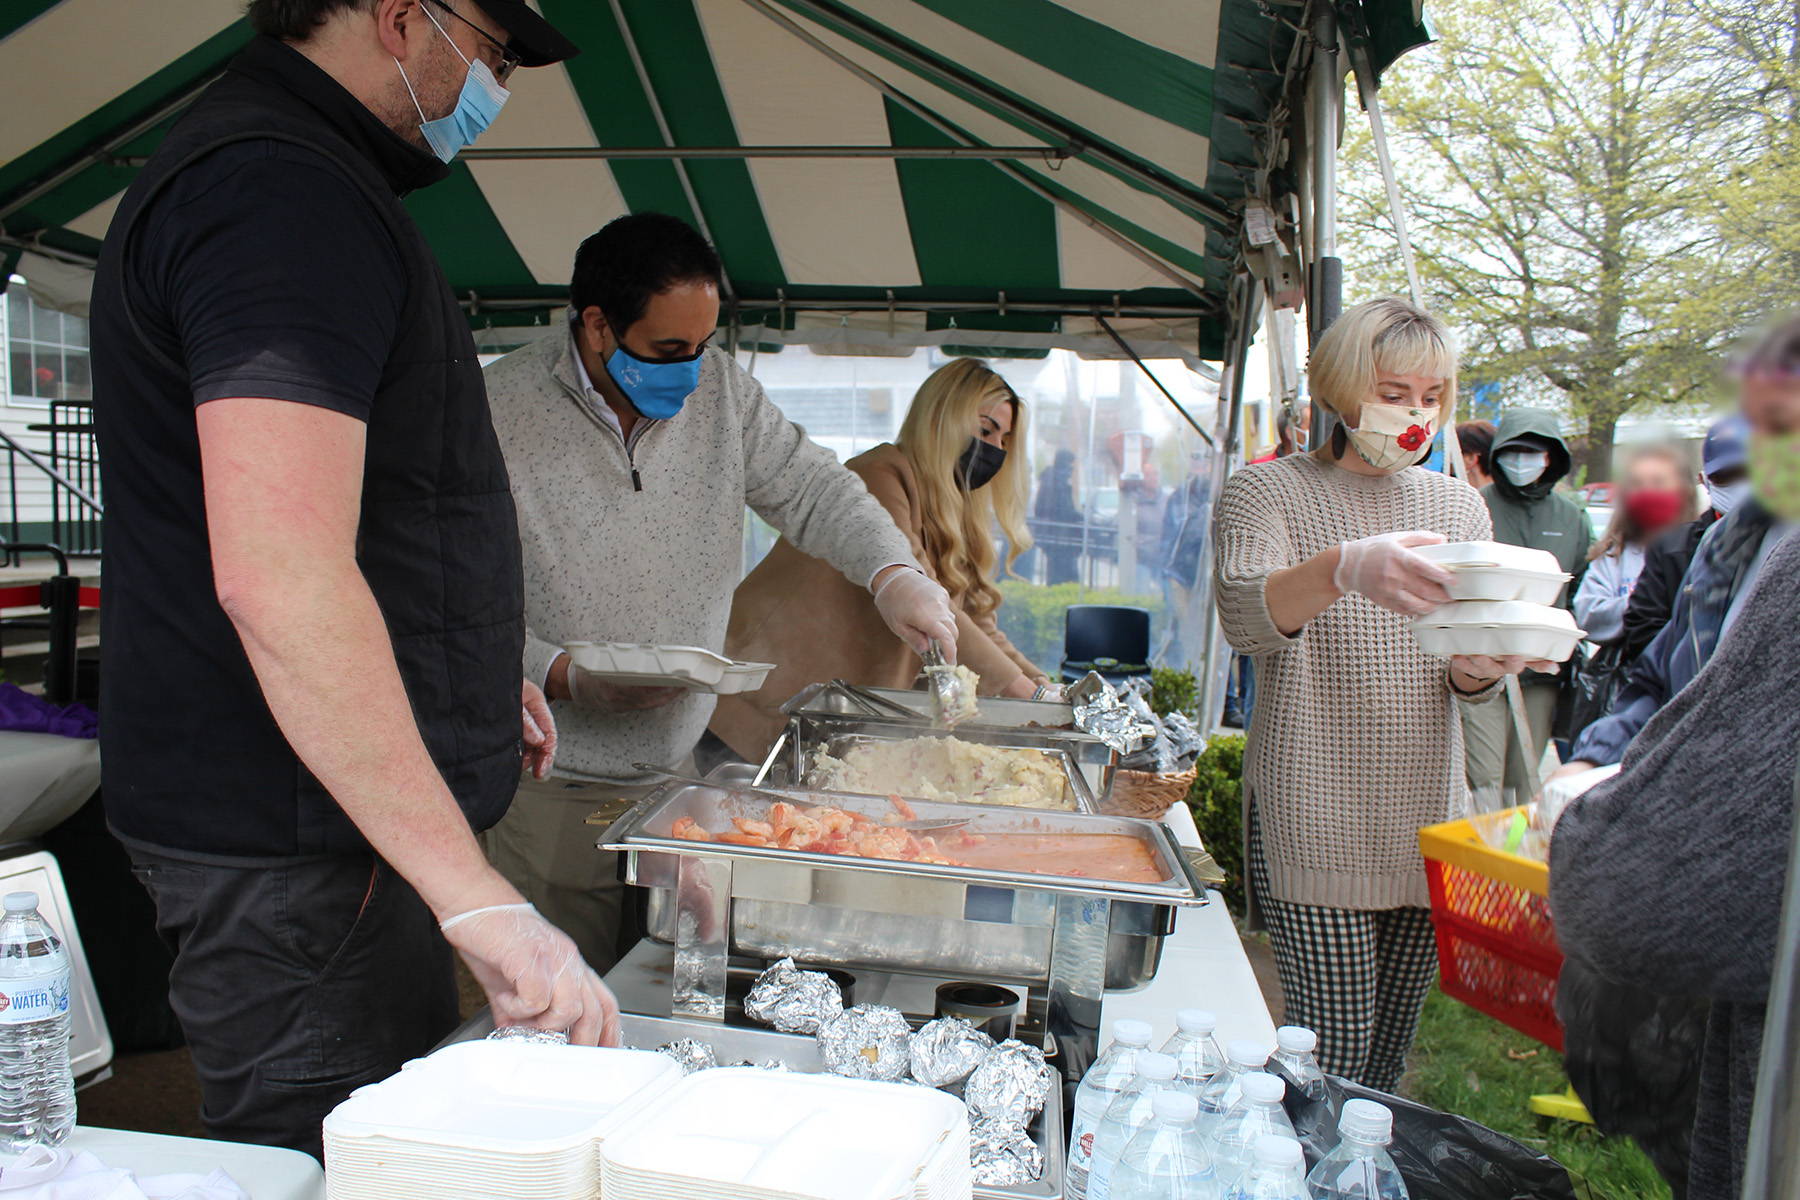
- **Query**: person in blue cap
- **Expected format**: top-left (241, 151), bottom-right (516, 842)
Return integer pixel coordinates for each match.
top-left (1616, 415), bottom-right (1750, 661)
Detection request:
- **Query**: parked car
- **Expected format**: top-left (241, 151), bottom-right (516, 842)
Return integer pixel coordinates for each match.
top-left (1580, 481), bottom-right (1615, 507)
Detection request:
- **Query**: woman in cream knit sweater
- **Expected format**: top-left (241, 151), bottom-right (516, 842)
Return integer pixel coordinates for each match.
top-left (1212, 298), bottom-right (1549, 1089)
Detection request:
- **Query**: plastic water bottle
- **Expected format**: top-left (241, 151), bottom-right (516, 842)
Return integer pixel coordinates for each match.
top-left (1272, 1026), bottom-right (1327, 1101)
top-left (0, 892), bottom-right (75, 1151)
top-left (1210, 1072), bottom-right (1297, 1186)
top-left (1087, 1051), bottom-right (1180, 1200)
top-left (1067, 1019), bottom-right (1156, 1200)
top-left (1305, 1099), bottom-right (1409, 1199)
top-left (1197, 1039), bottom-right (1269, 1133)
top-left (1163, 1008), bottom-right (1227, 1093)
top-left (1108, 1091), bottom-right (1220, 1200)
top-left (1226, 1135), bottom-right (1309, 1200)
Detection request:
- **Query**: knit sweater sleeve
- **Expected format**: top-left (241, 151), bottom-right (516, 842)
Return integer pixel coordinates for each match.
top-left (1212, 465), bottom-right (1304, 656)
top-left (735, 363), bottom-right (921, 587)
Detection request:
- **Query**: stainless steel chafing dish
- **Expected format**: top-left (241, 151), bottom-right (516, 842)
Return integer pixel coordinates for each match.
top-left (781, 682), bottom-right (1118, 800)
top-left (600, 776), bottom-right (1206, 1066)
top-left (756, 710), bottom-right (1104, 812)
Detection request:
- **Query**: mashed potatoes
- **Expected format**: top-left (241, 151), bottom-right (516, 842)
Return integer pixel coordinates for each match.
top-left (806, 735), bottom-right (1071, 810)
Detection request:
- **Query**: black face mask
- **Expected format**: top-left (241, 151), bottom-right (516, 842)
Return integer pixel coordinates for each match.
top-left (956, 437), bottom-right (1007, 490)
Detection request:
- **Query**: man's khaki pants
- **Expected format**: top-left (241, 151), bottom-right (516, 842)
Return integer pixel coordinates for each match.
top-left (1460, 683), bottom-right (1557, 802)
top-left (483, 770), bottom-right (684, 975)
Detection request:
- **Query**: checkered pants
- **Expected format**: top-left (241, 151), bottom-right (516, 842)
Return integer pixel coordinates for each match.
top-left (1247, 805), bottom-right (1439, 1092)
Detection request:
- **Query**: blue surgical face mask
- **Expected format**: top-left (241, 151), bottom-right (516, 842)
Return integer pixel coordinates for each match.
top-left (395, 5), bottom-right (510, 163)
top-left (606, 341), bottom-right (703, 420)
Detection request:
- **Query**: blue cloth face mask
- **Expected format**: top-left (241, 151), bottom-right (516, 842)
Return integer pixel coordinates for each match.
top-left (395, 5), bottom-right (510, 163)
top-left (605, 342), bottom-right (703, 420)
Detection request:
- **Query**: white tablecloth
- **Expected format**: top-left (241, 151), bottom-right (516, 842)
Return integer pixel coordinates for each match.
top-left (0, 732), bottom-right (98, 845)
top-left (1098, 803), bottom-right (1278, 1051)
top-left (57, 1132), bottom-right (320, 1200)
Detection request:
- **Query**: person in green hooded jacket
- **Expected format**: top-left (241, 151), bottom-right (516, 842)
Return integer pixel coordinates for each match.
top-left (1464, 406), bottom-right (1592, 795)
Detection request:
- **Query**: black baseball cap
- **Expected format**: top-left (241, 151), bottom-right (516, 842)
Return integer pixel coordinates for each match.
top-left (469, 0), bottom-right (580, 67)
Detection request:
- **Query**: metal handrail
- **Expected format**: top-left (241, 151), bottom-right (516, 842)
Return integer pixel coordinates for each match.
top-left (0, 425), bottom-right (102, 515)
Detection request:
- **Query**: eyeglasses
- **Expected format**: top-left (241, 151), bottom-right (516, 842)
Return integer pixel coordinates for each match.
top-left (426, 0), bottom-right (521, 83)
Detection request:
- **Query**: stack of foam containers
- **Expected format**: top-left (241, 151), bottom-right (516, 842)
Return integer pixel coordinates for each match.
top-left (600, 1068), bottom-right (974, 1200)
top-left (1410, 541), bottom-right (1585, 661)
top-left (322, 1041), bottom-right (682, 1200)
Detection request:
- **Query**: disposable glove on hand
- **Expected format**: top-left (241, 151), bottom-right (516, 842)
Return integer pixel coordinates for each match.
top-left (439, 902), bottom-right (621, 1047)
top-left (521, 679), bottom-right (556, 780)
top-left (1333, 530), bottom-right (1456, 616)
top-left (872, 567), bottom-right (959, 659)
top-left (566, 661), bottom-right (687, 713)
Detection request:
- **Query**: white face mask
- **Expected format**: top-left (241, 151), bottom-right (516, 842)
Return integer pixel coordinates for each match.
top-left (1708, 479), bottom-right (1750, 516)
top-left (1497, 449), bottom-right (1549, 487)
top-left (1344, 404), bottom-right (1437, 472)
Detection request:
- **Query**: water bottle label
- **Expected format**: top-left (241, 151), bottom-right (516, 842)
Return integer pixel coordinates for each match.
top-left (0, 974), bottom-right (70, 1024)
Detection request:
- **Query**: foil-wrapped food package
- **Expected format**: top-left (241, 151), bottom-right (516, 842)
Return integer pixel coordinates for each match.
top-left (1070, 676), bottom-right (1157, 755)
top-left (965, 1039), bottom-right (1054, 1124)
top-left (743, 957), bottom-right (845, 1035)
top-left (486, 1025), bottom-right (568, 1046)
top-left (908, 1016), bottom-right (994, 1088)
top-left (818, 1005), bottom-right (912, 1081)
top-left (655, 1038), bottom-right (718, 1075)
top-left (970, 1118), bottom-right (1045, 1186)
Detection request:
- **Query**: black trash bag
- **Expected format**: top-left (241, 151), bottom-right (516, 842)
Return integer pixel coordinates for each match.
top-left (1555, 955), bottom-right (1702, 1198)
top-left (1275, 1066), bottom-right (1577, 1200)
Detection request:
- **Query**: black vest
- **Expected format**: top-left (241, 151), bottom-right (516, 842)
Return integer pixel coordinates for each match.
top-left (92, 41), bottom-right (525, 858)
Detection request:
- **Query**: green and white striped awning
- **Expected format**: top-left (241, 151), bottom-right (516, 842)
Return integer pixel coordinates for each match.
top-left (0, 0), bottom-right (1428, 359)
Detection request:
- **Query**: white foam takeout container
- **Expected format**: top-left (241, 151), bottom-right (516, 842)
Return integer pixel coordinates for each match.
top-left (599, 1067), bottom-right (972, 1200)
top-left (322, 1042), bottom-right (683, 1199)
top-left (1412, 600), bottom-right (1586, 663)
top-left (1412, 541), bottom-right (1571, 605)
top-left (563, 641), bottom-right (776, 694)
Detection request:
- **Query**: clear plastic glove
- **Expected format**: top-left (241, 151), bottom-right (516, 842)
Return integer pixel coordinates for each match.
top-left (439, 902), bottom-right (621, 1047)
top-left (1038, 683), bottom-right (1066, 702)
top-left (559, 656), bottom-right (687, 713)
top-left (1451, 653), bottom-right (1560, 680)
top-left (521, 679), bottom-right (557, 780)
top-left (1333, 530), bottom-right (1457, 616)
top-left (872, 567), bottom-right (959, 659)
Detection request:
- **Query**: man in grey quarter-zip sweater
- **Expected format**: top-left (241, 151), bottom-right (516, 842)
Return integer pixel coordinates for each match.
top-left (481, 214), bottom-right (952, 970)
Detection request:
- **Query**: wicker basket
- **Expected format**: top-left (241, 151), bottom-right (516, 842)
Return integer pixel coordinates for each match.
top-left (1102, 767), bottom-right (1197, 819)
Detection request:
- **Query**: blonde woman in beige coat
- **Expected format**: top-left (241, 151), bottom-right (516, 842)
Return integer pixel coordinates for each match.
top-left (711, 359), bottom-right (1051, 761)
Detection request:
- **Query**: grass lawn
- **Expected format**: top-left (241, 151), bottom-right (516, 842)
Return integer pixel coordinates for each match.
top-left (1402, 988), bottom-right (1673, 1200)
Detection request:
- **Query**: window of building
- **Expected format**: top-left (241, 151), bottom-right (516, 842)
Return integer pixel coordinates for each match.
top-left (5, 282), bottom-right (91, 409)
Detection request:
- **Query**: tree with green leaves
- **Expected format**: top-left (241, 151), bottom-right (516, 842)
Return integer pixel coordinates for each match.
top-left (1341, 0), bottom-right (1800, 476)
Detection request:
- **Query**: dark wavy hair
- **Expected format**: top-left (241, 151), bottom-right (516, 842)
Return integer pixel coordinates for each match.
top-left (569, 213), bottom-right (724, 333)
top-left (245, 0), bottom-right (378, 41)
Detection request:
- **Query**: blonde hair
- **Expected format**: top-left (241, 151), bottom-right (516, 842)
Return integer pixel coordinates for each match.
top-left (897, 359), bottom-right (1032, 619)
top-left (1309, 298), bottom-right (1460, 440)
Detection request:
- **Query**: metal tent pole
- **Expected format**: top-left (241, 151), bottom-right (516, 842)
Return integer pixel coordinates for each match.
top-left (1742, 767), bottom-right (1800, 1199)
top-left (1198, 273), bottom-right (1261, 727)
top-left (1308, 4), bottom-right (1342, 345)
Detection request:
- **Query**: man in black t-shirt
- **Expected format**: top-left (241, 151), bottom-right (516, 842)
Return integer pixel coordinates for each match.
top-left (91, 0), bottom-right (612, 1155)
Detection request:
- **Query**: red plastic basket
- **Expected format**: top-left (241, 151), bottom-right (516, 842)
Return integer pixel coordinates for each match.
top-left (1420, 814), bottom-right (1564, 1051)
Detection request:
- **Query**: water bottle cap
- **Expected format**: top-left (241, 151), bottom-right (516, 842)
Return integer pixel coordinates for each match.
top-left (1136, 1051), bottom-right (1178, 1081)
top-left (1276, 1025), bottom-right (1317, 1054)
top-left (1175, 1008), bottom-right (1217, 1035)
top-left (1338, 1098), bottom-right (1394, 1143)
top-left (1112, 1019), bottom-right (1154, 1047)
top-left (1240, 1072), bottom-right (1285, 1103)
top-left (1152, 1090), bottom-right (1200, 1123)
top-left (1255, 1134), bottom-right (1304, 1167)
top-left (3, 891), bottom-right (38, 914)
top-left (1225, 1039), bottom-right (1268, 1068)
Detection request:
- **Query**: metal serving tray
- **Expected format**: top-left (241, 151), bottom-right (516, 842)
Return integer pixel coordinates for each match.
top-left (609, 780), bottom-right (1204, 1000)
top-left (756, 711), bottom-right (1103, 813)
top-left (783, 682), bottom-right (1116, 800)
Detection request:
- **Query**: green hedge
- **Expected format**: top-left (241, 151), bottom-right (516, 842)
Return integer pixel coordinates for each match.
top-left (1185, 733), bottom-right (1247, 914)
top-left (993, 581), bottom-right (1163, 671)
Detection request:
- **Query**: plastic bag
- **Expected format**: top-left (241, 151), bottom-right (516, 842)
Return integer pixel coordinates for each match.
top-left (1278, 1068), bottom-right (1577, 1200)
top-left (1555, 639), bottom-right (1630, 744)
